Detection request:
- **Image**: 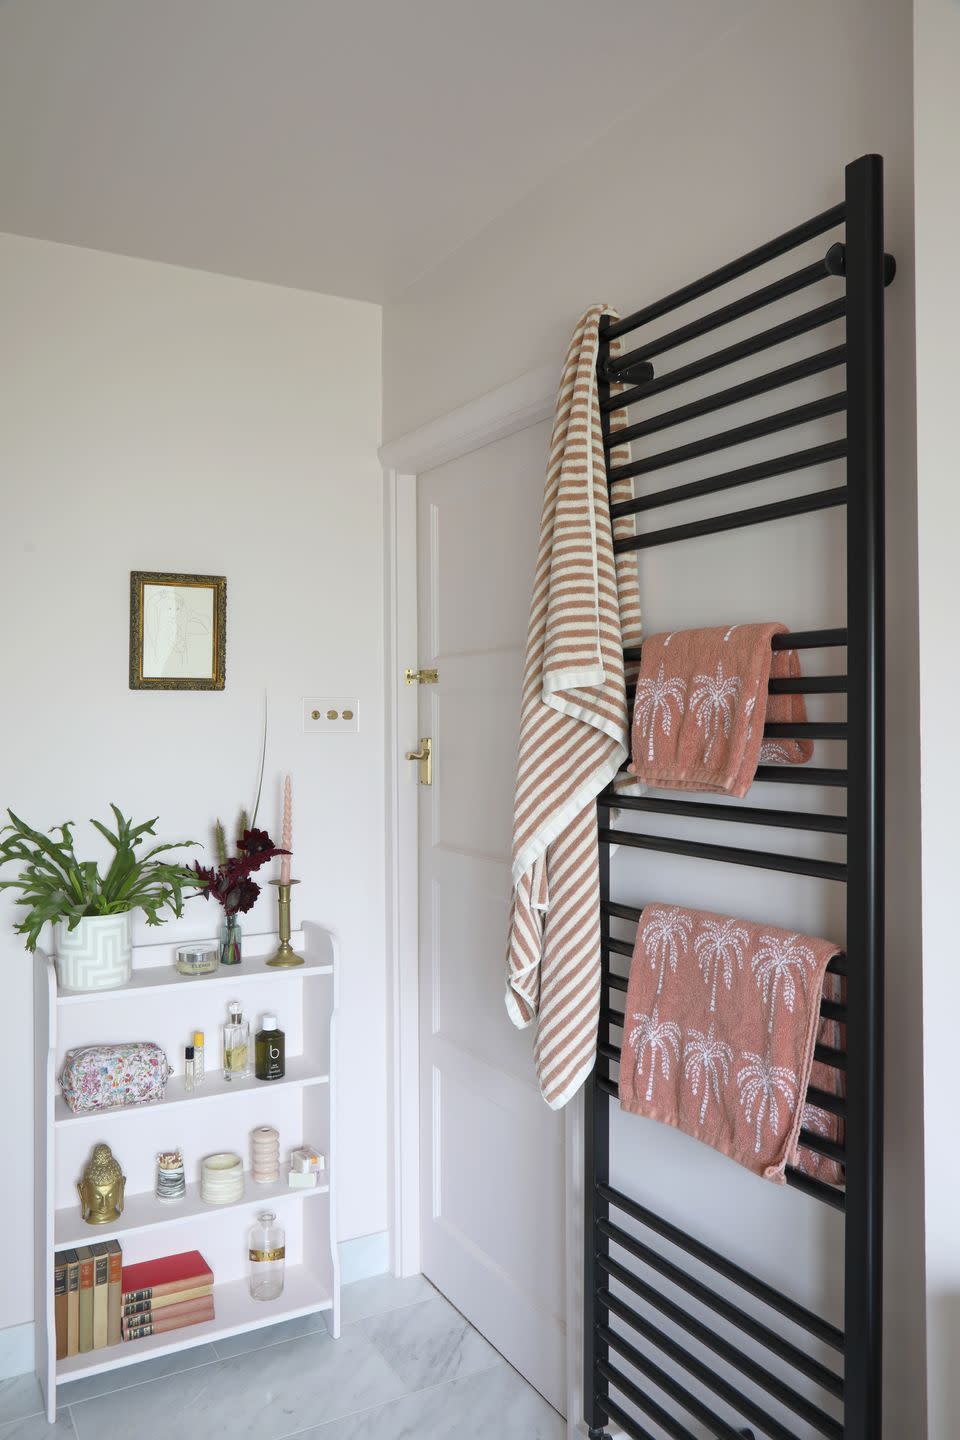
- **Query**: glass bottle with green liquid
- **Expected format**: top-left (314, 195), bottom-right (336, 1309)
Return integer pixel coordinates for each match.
top-left (255, 1014), bottom-right (285, 1081)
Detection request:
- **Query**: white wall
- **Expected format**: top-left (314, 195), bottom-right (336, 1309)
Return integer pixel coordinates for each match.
top-left (383, 1), bottom-right (924, 1433)
top-left (0, 234), bottom-right (386, 1341)
top-left (914, 1), bottom-right (960, 1433)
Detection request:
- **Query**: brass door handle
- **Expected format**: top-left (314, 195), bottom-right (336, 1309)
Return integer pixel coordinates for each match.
top-left (405, 736), bottom-right (432, 786)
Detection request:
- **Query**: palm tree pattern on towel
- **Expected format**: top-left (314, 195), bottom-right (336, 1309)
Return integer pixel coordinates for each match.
top-left (628, 1005), bottom-right (681, 1103)
top-left (633, 661), bottom-right (687, 763)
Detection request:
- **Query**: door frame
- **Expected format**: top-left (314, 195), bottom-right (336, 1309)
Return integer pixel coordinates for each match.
top-left (379, 363), bottom-right (594, 1431)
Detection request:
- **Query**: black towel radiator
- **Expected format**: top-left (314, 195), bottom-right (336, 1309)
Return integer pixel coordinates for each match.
top-left (585, 154), bottom-right (890, 1440)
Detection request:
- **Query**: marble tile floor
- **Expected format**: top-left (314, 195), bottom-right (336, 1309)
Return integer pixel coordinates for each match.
top-left (0, 1273), bottom-right (564, 1440)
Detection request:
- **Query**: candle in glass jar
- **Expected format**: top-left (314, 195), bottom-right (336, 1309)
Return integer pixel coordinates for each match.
top-left (280, 774), bottom-right (292, 885)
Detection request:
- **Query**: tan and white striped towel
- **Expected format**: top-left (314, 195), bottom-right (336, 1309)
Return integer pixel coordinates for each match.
top-left (506, 304), bottom-right (642, 1109)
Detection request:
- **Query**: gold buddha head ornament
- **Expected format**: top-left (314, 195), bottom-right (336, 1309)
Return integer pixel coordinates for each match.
top-left (77, 1143), bottom-right (125, 1224)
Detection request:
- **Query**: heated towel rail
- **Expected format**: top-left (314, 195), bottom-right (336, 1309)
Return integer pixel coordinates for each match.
top-left (585, 154), bottom-right (889, 1440)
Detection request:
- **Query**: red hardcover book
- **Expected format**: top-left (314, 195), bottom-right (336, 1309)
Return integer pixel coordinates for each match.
top-left (122, 1297), bottom-right (215, 1341)
top-left (122, 1292), bottom-right (215, 1326)
top-left (121, 1250), bottom-right (212, 1304)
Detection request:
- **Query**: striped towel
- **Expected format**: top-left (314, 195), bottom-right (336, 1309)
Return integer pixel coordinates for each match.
top-left (506, 304), bottom-right (642, 1109)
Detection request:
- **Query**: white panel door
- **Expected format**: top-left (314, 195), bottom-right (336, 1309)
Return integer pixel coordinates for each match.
top-left (416, 425), bottom-right (566, 1413)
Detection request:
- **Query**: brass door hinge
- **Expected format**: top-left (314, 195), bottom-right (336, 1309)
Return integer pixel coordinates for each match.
top-left (405, 736), bottom-right (432, 786)
top-left (404, 667), bottom-right (439, 685)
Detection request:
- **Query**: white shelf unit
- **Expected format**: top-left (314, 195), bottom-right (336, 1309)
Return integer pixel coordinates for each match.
top-left (34, 921), bottom-right (340, 1424)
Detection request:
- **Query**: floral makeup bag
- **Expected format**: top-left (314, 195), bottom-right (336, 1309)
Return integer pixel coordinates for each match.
top-left (60, 1043), bottom-right (172, 1114)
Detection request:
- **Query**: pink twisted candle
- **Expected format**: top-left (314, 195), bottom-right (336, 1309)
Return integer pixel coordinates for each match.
top-left (280, 774), bottom-right (292, 885)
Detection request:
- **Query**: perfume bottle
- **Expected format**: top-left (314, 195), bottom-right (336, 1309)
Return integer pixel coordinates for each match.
top-left (222, 1001), bottom-right (251, 1081)
top-left (255, 1015), bottom-right (285, 1082)
top-left (184, 1044), bottom-right (195, 1092)
top-left (193, 1031), bottom-right (205, 1087)
top-left (248, 1210), bottom-right (285, 1301)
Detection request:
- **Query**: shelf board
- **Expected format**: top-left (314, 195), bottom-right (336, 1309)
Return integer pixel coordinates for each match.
top-left (55, 1173), bottom-right (330, 1248)
top-left (55, 1057), bottom-right (329, 1127)
top-left (57, 949), bottom-right (332, 1006)
top-left (56, 1266), bottom-right (332, 1383)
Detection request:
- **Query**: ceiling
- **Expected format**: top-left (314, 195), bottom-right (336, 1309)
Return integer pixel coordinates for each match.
top-left (0, 0), bottom-right (754, 302)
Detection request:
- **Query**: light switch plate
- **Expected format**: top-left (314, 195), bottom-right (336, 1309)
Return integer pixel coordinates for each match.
top-left (303, 698), bottom-right (359, 733)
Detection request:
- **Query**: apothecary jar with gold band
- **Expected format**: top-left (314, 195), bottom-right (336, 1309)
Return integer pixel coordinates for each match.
top-left (248, 1210), bottom-right (285, 1301)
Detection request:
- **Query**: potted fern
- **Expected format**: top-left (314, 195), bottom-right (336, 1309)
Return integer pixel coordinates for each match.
top-left (0, 807), bottom-right (198, 992)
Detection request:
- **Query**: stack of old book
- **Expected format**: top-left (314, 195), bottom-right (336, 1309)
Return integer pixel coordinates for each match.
top-left (54, 1241), bottom-right (122, 1359)
top-left (120, 1250), bottom-right (214, 1341)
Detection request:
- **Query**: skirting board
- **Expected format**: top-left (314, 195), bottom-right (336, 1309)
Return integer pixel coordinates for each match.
top-left (0, 1322), bottom-right (33, 1383)
top-left (0, 1231), bottom-right (390, 1380)
top-left (339, 1230), bottom-right (391, 1287)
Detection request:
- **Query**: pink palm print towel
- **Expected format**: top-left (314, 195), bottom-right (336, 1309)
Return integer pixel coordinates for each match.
top-left (618, 904), bottom-right (843, 1184)
top-left (629, 623), bottom-right (813, 798)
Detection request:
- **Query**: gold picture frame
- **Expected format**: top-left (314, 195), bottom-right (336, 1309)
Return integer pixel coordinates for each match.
top-left (129, 571), bottom-right (226, 690)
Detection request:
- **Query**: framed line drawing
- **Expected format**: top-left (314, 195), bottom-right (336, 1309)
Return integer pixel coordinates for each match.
top-left (129, 571), bottom-right (226, 690)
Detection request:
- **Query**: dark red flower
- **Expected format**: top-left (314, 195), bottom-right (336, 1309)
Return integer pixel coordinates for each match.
top-left (237, 828), bottom-right (289, 874)
top-left (192, 826), bottom-right (288, 916)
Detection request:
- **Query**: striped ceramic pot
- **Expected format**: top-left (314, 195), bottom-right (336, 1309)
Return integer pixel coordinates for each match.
top-left (54, 913), bottom-right (133, 993)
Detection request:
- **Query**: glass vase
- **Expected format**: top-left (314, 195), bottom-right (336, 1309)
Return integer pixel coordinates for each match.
top-left (220, 915), bottom-right (242, 966)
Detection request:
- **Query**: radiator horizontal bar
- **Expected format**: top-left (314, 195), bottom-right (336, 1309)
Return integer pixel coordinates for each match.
top-left (599, 903), bottom-right (848, 974)
top-left (611, 438), bottom-right (847, 519)
top-left (614, 486), bottom-right (848, 551)
top-left (807, 1086), bottom-right (847, 1117)
top-left (597, 1223), bottom-right (844, 1402)
top-left (598, 1394), bottom-right (661, 1440)
top-left (821, 997), bottom-right (847, 1021)
top-left (785, 1166), bottom-right (846, 1209)
top-left (601, 1008), bottom-right (847, 1068)
top-left (597, 1181), bottom-right (845, 1348)
top-left (754, 763), bottom-right (848, 786)
top-left (599, 792), bottom-right (846, 835)
top-left (623, 627), bottom-right (847, 663)
top-left (606, 259), bottom-right (836, 381)
top-left (598, 1044), bottom-right (848, 1117)
top-left (622, 690), bottom-right (848, 740)
top-left (770, 674), bottom-right (848, 694)
top-left (764, 719), bottom-right (847, 739)
top-left (604, 204), bottom-right (845, 342)
top-left (600, 1304), bottom-right (812, 1440)
top-left (609, 393), bottom-right (847, 484)
top-left (607, 346), bottom-right (847, 450)
top-left (597, 826), bottom-right (847, 881)
top-left (603, 297), bottom-right (846, 414)
top-left (799, 1128), bottom-right (847, 1163)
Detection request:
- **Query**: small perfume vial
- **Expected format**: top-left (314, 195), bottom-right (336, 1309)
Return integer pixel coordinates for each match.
top-left (192, 1031), bottom-right (205, 1087)
top-left (184, 1044), bottom-right (195, 1092)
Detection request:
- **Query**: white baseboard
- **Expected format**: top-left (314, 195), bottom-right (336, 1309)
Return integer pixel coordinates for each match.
top-left (0, 1321), bottom-right (33, 1381)
top-left (339, 1231), bottom-right (391, 1286)
top-left (0, 1231), bottom-right (393, 1381)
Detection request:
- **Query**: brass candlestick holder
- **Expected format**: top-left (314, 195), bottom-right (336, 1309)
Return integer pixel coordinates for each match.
top-left (267, 878), bottom-right (302, 967)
